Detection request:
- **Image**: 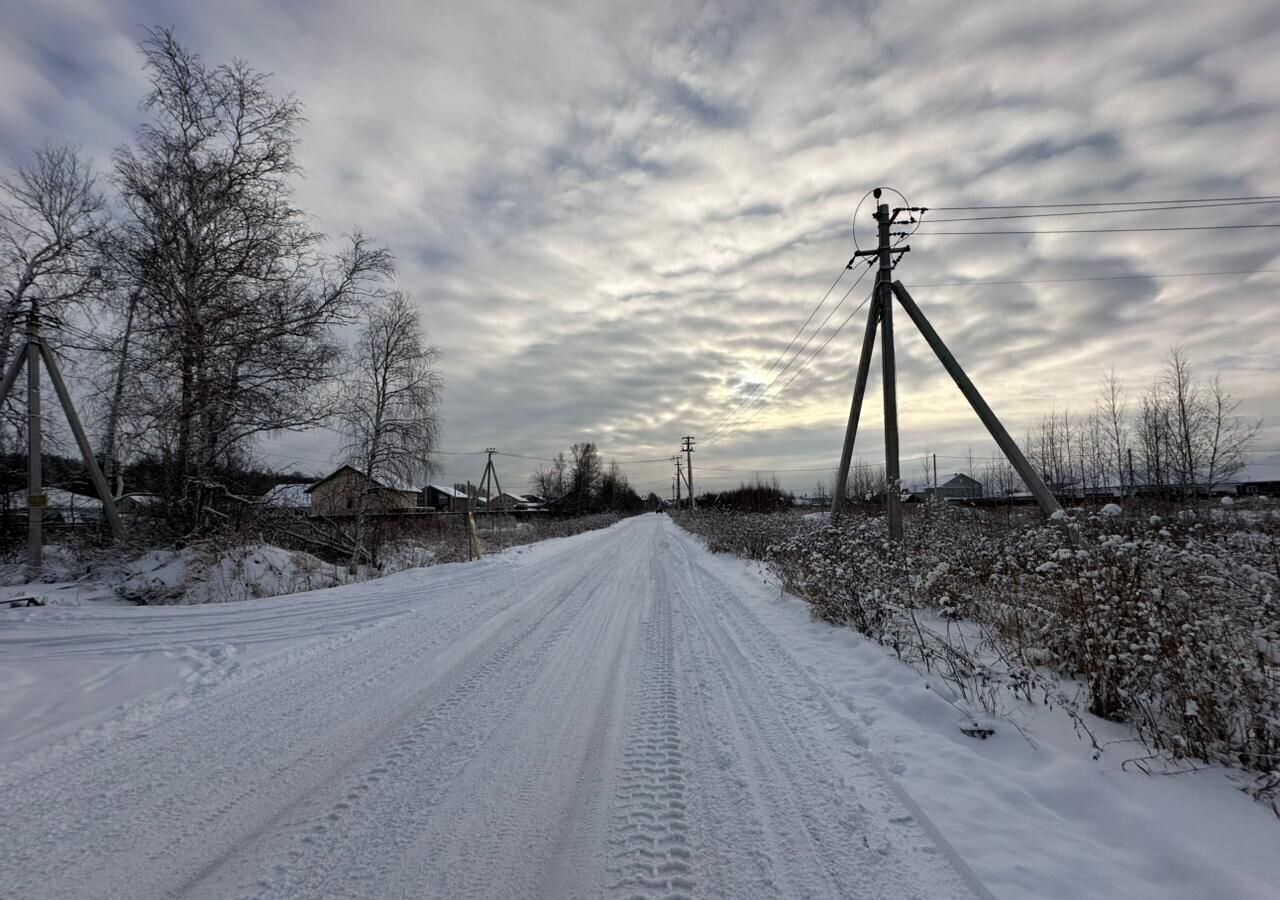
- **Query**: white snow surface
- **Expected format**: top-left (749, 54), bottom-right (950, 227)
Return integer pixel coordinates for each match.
top-left (1, 514), bottom-right (1276, 899)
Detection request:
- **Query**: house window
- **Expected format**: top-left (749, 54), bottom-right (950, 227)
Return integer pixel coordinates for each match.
top-left (346, 497), bottom-right (353, 509)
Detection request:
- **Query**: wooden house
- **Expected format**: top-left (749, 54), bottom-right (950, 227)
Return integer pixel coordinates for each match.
top-left (305, 466), bottom-right (421, 517)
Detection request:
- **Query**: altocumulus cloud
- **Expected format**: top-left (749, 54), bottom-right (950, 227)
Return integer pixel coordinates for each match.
top-left (2, 0), bottom-right (1277, 489)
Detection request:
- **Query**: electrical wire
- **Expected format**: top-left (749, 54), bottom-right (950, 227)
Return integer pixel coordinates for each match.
top-left (915, 223), bottom-right (1280, 235)
top-left (909, 267), bottom-right (1280, 288)
top-left (924, 198), bottom-right (1280, 222)
top-left (926, 194), bottom-right (1280, 211)
top-left (710, 283), bottom-right (877, 445)
top-left (702, 261), bottom-right (853, 442)
top-left (706, 261), bottom-right (875, 443)
top-left (494, 451), bottom-right (556, 462)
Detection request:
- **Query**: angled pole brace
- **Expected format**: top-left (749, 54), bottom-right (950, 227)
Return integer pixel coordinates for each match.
top-left (38, 339), bottom-right (124, 536)
top-left (0, 347), bottom-right (26, 408)
top-left (830, 294), bottom-right (882, 517)
top-left (889, 281), bottom-right (1062, 517)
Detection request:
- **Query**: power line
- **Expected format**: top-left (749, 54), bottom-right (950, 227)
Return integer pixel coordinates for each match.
top-left (923, 198), bottom-right (1280, 222)
top-left (703, 260), bottom-right (854, 442)
top-left (910, 267), bottom-right (1280, 288)
top-left (495, 451), bottom-right (555, 462)
top-left (915, 223), bottom-right (1280, 236)
top-left (706, 262), bottom-right (875, 443)
top-left (710, 285), bottom-right (877, 445)
top-left (926, 194), bottom-right (1280, 211)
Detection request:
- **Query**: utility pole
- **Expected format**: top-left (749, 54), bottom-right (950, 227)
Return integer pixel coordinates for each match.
top-left (1127, 447), bottom-right (1135, 499)
top-left (831, 186), bottom-right (1063, 532)
top-left (477, 448), bottom-right (503, 513)
top-left (681, 436), bottom-right (695, 510)
top-left (26, 309), bottom-right (42, 575)
top-left (0, 305), bottom-right (124, 577)
top-left (876, 199), bottom-right (903, 540)
top-left (933, 453), bottom-right (938, 497)
top-left (673, 457), bottom-right (683, 509)
top-left (833, 188), bottom-right (908, 538)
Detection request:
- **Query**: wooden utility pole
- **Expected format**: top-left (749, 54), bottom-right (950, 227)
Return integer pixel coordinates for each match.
top-left (674, 457), bottom-right (683, 509)
top-left (877, 200), bottom-right (903, 539)
top-left (26, 310), bottom-right (42, 574)
top-left (831, 186), bottom-right (1064, 531)
top-left (0, 307), bottom-right (124, 576)
top-left (681, 436), bottom-right (695, 510)
top-left (477, 448), bottom-right (503, 512)
top-left (832, 188), bottom-right (908, 536)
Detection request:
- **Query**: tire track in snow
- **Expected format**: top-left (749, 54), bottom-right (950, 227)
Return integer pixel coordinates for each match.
top-left (604, 545), bottom-right (695, 900)
top-left (182, 522), bottom-right (639, 900)
top-left (0, 536), bottom-right (615, 900)
top-left (665, 517), bottom-right (995, 900)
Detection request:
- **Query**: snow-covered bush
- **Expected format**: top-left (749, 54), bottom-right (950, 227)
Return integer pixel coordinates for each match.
top-left (118, 543), bottom-right (346, 604)
top-left (676, 503), bottom-right (1280, 805)
top-left (672, 508), bottom-right (810, 560)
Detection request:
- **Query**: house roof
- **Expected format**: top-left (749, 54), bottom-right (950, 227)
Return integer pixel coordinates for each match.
top-left (6, 488), bottom-right (103, 509)
top-left (942, 473), bottom-right (982, 487)
top-left (304, 465), bottom-right (363, 494)
top-left (305, 465), bottom-right (419, 495)
top-left (426, 484), bottom-right (468, 498)
top-left (1224, 461), bottom-right (1280, 484)
top-left (263, 483), bottom-right (313, 508)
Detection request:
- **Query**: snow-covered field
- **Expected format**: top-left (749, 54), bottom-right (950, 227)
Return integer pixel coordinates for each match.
top-left (1, 514), bottom-right (1277, 899)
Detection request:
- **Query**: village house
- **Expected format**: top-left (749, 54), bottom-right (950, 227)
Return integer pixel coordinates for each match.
top-left (305, 466), bottom-right (421, 517)
top-left (424, 484), bottom-right (469, 512)
top-left (487, 492), bottom-right (544, 511)
top-left (928, 473), bottom-right (984, 500)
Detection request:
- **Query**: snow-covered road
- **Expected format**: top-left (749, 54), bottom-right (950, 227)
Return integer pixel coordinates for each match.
top-left (5, 513), bottom-right (1280, 900)
top-left (2, 515), bottom-right (989, 899)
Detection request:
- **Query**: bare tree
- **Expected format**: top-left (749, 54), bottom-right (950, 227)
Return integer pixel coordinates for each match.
top-left (1133, 349), bottom-right (1259, 496)
top-left (568, 442), bottom-right (602, 513)
top-left (1202, 374), bottom-right (1259, 489)
top-left (980, 458), bottom-right (1020, 498)
top-left (598, 460), bottom-right (632, 511)
top-left (1097, 370), bottom-right (1128, 496)
top-left (0, 144), bottom-right (109, 361)
top-left (1137, 379), bottom-right (1172, 491)
top-left (847, 460), bottom-right (886, 503)
top-left (530, 452), bottom-right (568, 501)
top-left (114, 28), bottom-right (391, 515)
top-left (337, 291), bottom-right (442, 569)
top-left (1164, 346), bottom-right (1204, 493)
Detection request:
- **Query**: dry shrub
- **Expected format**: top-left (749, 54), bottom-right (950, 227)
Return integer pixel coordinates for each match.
top-left (676, 502), bottom-right (1280, 807)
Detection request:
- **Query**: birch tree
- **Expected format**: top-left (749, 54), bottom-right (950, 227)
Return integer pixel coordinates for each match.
top-left (114, 28), bottom-right (391, 513)
top-left (337, 291), bottom-right (442, 569)
top-left (0, 144), bottom-right (108, 363)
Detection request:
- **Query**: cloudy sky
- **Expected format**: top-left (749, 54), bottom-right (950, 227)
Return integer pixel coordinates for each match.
top-left (3, 0), bottom-right (1277, 494)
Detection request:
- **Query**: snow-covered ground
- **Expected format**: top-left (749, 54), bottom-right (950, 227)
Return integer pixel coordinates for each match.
top-left (1, 514), bottom-right (1276, 899)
